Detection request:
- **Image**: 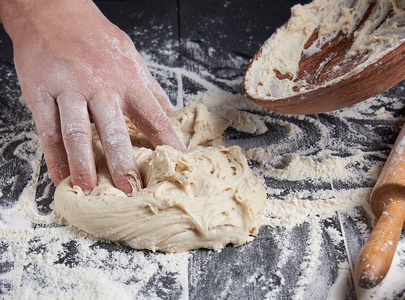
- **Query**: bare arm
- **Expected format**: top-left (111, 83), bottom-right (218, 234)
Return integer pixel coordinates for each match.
top-left (0, 0), bottom-right (186, 194)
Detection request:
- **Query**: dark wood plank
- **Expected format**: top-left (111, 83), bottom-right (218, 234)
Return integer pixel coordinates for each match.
top-left (0, 55), bottom-right (39, 210)
top-left (0, 1), bottom-right (187, 298)
top-left (178, 0), bottom-right (312, 79)
top-left (95, 0), bottom-right (182, 105)
top-left (0, 0), bottom-right (405, 298)
top-left (95, 0), bottom-right (180, 66)
top-left (189, 218), bottom-right (350, 299)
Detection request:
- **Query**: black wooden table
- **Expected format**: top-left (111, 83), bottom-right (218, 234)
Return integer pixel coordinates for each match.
top-left (1, 1), bottom-right (405, 299)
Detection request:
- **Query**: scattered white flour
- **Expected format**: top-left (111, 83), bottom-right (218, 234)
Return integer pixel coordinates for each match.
top-left (0, 40), bottom-right (404, 299)
top-left (326, 262), bottom-right (353, 299)
top-left (244, 0), bottom-right (405, 100)
top-left (186, 86), bottom-right (388, 229)
top-left (356, 239), bottom-right (405, 299)
top-left (53, 104), bottom-right (266, 253)
top-left (148, 56), bottom-right (405, 299)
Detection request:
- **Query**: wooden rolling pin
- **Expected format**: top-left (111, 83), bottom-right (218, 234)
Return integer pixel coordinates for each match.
top-left (355, 124), bottom-right (405, 289)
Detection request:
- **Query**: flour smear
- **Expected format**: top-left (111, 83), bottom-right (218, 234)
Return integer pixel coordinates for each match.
top-left (0, 37), bottom-right (404, 299)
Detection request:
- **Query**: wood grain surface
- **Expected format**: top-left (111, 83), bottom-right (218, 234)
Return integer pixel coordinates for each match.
top-left (0, 1), bottom-right (405, 299)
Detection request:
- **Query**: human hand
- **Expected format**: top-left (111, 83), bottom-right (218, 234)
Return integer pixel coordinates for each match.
top-left (0, 0), bottom-right (186, 194)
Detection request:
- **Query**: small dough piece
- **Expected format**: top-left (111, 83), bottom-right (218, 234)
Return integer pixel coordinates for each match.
top-left (53, 104), bottom-right (266, 253)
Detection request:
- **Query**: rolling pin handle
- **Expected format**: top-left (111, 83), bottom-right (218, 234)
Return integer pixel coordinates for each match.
top-left (355, 199), bottom-right (405, 289)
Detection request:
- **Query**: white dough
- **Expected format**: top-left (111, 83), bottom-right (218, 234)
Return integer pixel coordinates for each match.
top-left (244, 0), bottom-right (405, 100)
top-left (53, 104), bottom-right (267, 253)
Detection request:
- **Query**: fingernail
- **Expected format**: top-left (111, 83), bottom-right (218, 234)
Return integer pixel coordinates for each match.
top-left (126, 172), bottom-right (143, 196)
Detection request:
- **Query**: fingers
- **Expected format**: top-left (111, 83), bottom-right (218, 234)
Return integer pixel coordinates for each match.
top-left (125, 81), bottom-right (187, 152)
top-left (132, 51), bottom-right (174, 114)
top-left (89, 93), bottom-right (140, 194)
top-left (27, 93), bottom-right (70, 186)
top-left (147, 75), bottom-right (174, 114)
top-left (57, 92), bottom-right (97, 192)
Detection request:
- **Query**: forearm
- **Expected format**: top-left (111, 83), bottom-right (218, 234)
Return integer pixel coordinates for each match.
top-left (0, 0), bottom-right (185, 193)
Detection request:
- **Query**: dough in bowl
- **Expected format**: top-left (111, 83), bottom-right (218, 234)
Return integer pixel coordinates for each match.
top-left (53, 104), bottom-right (266, 253)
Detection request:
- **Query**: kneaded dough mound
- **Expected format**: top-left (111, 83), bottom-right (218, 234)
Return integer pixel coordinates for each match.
top-left (53, 104), bottom-right (266, 253)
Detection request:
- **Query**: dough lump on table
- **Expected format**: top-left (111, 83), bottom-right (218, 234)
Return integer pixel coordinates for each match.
top-left (53, 104), bottom-right (266, 253)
